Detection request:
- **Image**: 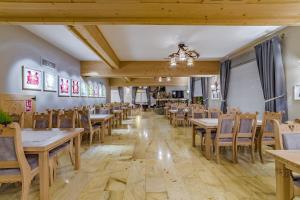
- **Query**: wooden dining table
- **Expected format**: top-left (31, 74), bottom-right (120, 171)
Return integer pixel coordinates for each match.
top-left (190, 118), bottom-right (262, 160)
top-left (169, 109), bottom-right (190, 126)
top-left (267, 150), bottom-right (300, 200)
top-left (90, 114), bottom-right (114, 141)
top-left (22, 128), bottom-right (83, 200)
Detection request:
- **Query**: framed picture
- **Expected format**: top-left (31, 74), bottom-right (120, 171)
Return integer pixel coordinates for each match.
top-left (294, 85), bottom-right (300, 100)
top-left (22, 66), bottom-right (42, 91)
top-left (58, 76), bottom-right (70, 96)
top-left (93, 83), bottom-right (99, 97)
top-left (71, 79), bottom-right (81, 97)
top-left (81, 81), bottom-right (88, 97)
top-left (88, 82), bottom-right (94, 97)
top-left (43, 71), bottom-right (57, 92)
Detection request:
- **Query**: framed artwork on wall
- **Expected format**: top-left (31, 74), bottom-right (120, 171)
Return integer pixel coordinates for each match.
top-left (88, 82), bottom-right (94, 97)
top-left (43, 71), bottom-right (57, 92)
top-left (58, 76), bottom-right (70, 96)
top-left (294, 85), bottom-right (300, 100)
top-left (22, 66), bottom-right (43, 91)
top-left (81, 81), bottom-right (88, 97)
top-left (71, 79), bottom-right (81, 97)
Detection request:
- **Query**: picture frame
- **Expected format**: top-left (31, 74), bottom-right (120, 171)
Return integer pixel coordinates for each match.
top-left (294, 85), bottom-right (300, 100)
top-left (81, 81), bottom-right (88, 97)
top-left (71, 79), bottom-right (81, 97)
top-left (88, 82), bottom-right (94, 97)
top-left (22, 66), bottom-right (43, 91)
top-left (43, 71), bottom-right (57, 92)
top-left (58, 76), bottom-right (70, 96)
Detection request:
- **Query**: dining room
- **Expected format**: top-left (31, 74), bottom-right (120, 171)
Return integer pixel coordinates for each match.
top-left (0, 1), bottom-right (300, 200)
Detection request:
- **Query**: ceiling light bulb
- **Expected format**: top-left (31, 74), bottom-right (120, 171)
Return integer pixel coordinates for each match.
top-left (166, 77), bottom-right (171, 82)
top-left (170, 57), bottom-right (177, 67)
top-left (179, 50), bottom-right (186, 61)
top-left (158, 77), bottom-right (162, 82)
top-left (187, 57), bottom-right (194, 67)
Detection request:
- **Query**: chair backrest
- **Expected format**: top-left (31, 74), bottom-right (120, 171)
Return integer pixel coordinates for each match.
top-left (94, 106), bottom-right (102, 114)
top-left (99, 109), bottom-right (110, 114)
top-left (0, 123), bottom-right (31, 176)
top-left (227, 107), bottom-right (240, 115)
top-left (48, 109), bottom-right (61, 128)
top-left (9, 112), bottom-right (24, 128)
top-left (261, 112), bottom-right (282, 139)
top-left (78, 110), bottom-right (92, 131)
top-left (32, 111), bottom-right (52, 129)
top-left (236, 112), bottom-right (258, 140)
top-left (57, 110), bottom-right (76, 128)
top-left (216, 113), bottom-right (236, 139)
top-left (273, 120), bottom-right (300, 150)
top-left (208, 108), bottom-right (221, 119)
top-left (192, 108), bottom-right (205, 119)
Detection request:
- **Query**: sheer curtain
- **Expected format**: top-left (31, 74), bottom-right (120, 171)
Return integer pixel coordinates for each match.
top-left (118, 87), bottom-right (124, 103)
top-left (255, 36), bottom-right (288, 121)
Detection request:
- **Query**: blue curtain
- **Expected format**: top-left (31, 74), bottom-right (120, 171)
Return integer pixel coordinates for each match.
top-left (118, 87), bottom-right (124, 103)
top-left (200, 77), bottom-right (209, 109)
top-left (132, 87), bottom-right (138, 104)
top-left (190, 77), bottom-right (195, 103)
top-left (220, 60), bottom-right (231, 113)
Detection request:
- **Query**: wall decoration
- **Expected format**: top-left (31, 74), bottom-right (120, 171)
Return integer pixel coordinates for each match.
top-left (294, 85), bottom-right (300, 100)
top-left (25, 99), bottom-right (33, 112)
top-left (22, 66), bottom-right (42, 91)
top-left (58, 76), bottom-right (70, 96)
top-left (71, 79), bottom-right (81, 97)
top-left (93, 83), bottom-right (99, 97)
top-left (88, 82), bottom-right (94, 97)
top-left (81, 81), bottom-right (88, 97)
top-left (43, 71), bottom-right (57, 92)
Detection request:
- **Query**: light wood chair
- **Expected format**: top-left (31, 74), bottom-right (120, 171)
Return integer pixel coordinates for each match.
top-left (257, 111), bottom-right (282, 163)
top-left (48, 109), bottom-right (61, 128)
top-left (0, 123), bottom-right (39, 200)
top-left (174, 107), bottom-right (187, 127)
top-left (208, 108), bottom-right (221, 119)
top-left (10, 112), bottom-right (25, 128)
top-left (273, 120), bottom-right (300, 198)
top-left (78, 110), bottom-right (101, 145)
top-left (213, 113), bottom-right (237, 164)
top-left (227, 107), bottom-right (240, 115)
top-left (234, 112), bottom-right (258, 163)
top-left (32, 111), bottom-right (52, 129)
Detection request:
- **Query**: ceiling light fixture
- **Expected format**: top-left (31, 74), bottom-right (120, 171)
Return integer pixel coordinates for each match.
top-left (158, 77), bottom-right (171, 82)
top-left (168, 43), bottom-right (199, 67)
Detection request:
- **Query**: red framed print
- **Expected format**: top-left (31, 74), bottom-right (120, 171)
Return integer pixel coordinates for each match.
top-left (71, 79), bottom-right (81, 97)
top-left (58, 76), bottom-right (70, 96)
top-left (22, 66), bottom-right (42, 91)
top-left (44, 71), bottom-right (57, 92)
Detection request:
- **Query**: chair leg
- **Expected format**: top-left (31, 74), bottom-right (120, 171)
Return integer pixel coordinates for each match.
top-left (216, 144), bottom-right (220, 164)
top-left (251, 143), bottom-right (255, 164)
top-left (89, 132), bottom-right (93, 146)
top-left (21, 177), bottom-right (31, 200)
top-left (259, 141), bottom-right (264, 164)
top-left (69, 145), bottom-right (75, 166)
top-left (49, 159), bottom-right (54, 186)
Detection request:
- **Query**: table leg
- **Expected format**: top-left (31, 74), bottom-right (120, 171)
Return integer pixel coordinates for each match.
top-left (205, 129), bottom-right (212, 160)
top-left (192, 124), bottom-right (196, 147)
top-left (275, 160), bottom-right (292, 200)
top-left (100, 123), bottom-right (105, 143)
top-left (119, 113), bottom-right (122, 125)
top-left (39, 151), bottom-right (49, 200)
top-left (108, 118), bottom-right (112, 136)
top-left (74, 135), bottom-right (81, 170)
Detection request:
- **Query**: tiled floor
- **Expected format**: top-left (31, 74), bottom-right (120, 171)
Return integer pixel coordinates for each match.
top-left (0, 112), bottom-right (296, 200)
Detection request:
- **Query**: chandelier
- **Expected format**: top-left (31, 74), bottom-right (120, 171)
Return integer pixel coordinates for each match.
top-left (168, 43), bottom-right (199, 67)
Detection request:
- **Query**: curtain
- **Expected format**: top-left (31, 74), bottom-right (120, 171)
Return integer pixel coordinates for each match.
top-left (118, 87), bottom-right (124, 103)
top-left (220, 60), bottom-right (231, 113)
top-left (146, 87), bottom-right (151, 107)
top-left (132, 86), bottom-right (138, 104)
top-left (255, 36), bottom-right (288, 121)
top-left (200, 77), bottom-right (209, 109)
top-left (190, 77), bottom-right (195, 103)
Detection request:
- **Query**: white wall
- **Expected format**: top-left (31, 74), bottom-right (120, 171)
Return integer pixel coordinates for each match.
top-left (0, 25), bottom-right (110, 112)
top-left (227, 61), bottom-right (265, 119)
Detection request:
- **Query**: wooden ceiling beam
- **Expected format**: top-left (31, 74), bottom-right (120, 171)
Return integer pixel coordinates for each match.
top-left (81, 61), bottom-right (219, 77)
top-left (109, 77), bottom-right (189, 87)
top-left (69, 25), bottom-right (119, 69)
top-left (1, 1), bottom-right (300, 25)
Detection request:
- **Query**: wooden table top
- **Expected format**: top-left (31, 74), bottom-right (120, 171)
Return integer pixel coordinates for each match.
top-left (169, 109), bottom-right (189, 113)
top-left (190, 118), bottom-right (262, 128)
top-left (267, 150), bottom-right (300, 173)
top-left (90, 114), bottom-right (114, 121)
top-left (22, 128), bottom-right (83, 152)
top-left (113, 110), bottom-right (122, 113)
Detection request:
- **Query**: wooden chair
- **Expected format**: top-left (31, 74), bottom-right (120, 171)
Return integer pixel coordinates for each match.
top-left (10, 112), bottom-right (25, 128)
top-left (174, 107), bottom-right (186, 127)
top-left (227, 107), bottom-right (240, 115)
top-left (213, 113), bottom-right (237, 164)
top-left (234, 112), bottom-right (258, 163)
top-left (32, 111), bottom-right (52, 129)
top-left (208, 108), bottom-right (221, 119)
top-left (0, 123), bottom-right (39, 200)
top-left (273, 120), bottom-right (300, 198)
top-left (257, 111), bottom-right (282, 163)
top-left (78, 110), bottom-right (101, 145)
top-left (48, 109), bottom-right (61, 128)
top-left (193, 108), bottom-right (207, 148)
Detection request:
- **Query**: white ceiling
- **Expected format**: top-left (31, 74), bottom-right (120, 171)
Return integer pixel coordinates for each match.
top-left (23, 25), bottom-right (100, 61)
top-left (99, 25), bottom-right (281, 61)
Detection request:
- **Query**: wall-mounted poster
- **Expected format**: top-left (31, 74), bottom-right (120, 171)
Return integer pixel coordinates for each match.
top-left (88, 82), bottom-right (94, 97)
top-left (43, 71), bottom-right (57, 92)
top-left (93, 83), bottom-right (99, 97)
top-left (81, 81), bottom-right (88, 97)
top-left (294, 85), bottom-right (300, 100)
top-left (22, 66), bottom-right (42, 91)
top-left (58, 76), bottom-right (70, 96)
top-left (71, 79), bottom-right (80, 97)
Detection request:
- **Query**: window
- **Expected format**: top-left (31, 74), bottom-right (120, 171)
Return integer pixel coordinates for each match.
top-left (135, 89), bottom-right (147, 104)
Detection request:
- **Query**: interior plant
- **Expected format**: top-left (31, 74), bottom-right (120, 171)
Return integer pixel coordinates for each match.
top-left (0, 110), bottom-right (12, 126)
